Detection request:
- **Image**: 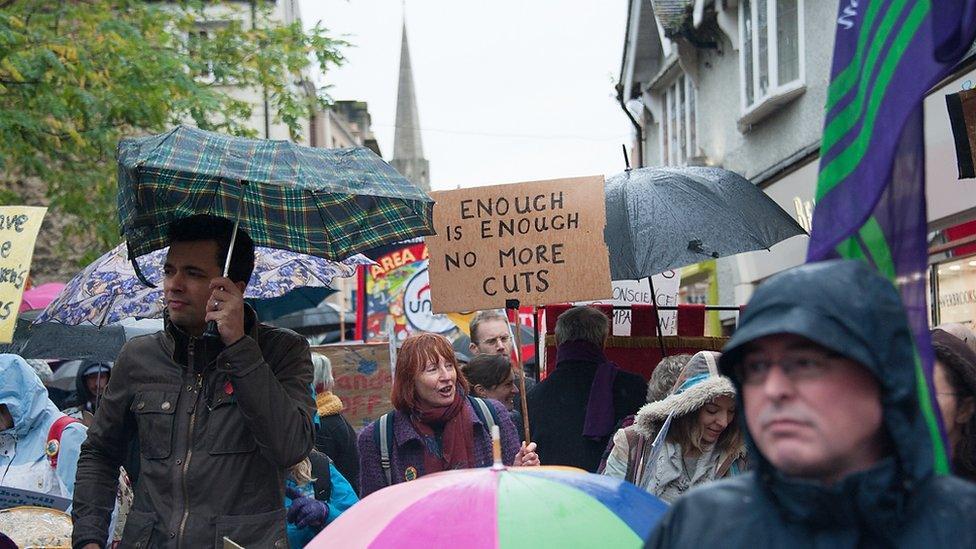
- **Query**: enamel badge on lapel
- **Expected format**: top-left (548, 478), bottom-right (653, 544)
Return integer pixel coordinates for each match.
top-left (45, 439), bottom-right (60, 458)
top-left (224, 380), bottom-right (234, 395)
top-left (404, 466), bottom-right (418, 481)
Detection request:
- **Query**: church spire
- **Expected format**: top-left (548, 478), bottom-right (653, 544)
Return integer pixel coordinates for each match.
top-left (391, 19), bottom-right (430, 191)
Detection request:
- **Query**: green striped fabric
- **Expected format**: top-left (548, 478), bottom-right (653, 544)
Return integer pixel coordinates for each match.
top-left (117, 125), bottom-right (435, 260)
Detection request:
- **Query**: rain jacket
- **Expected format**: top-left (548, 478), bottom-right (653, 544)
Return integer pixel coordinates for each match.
top-left (526, 357), bottom-right (646, 472)
top-left (0, 354), bottom-right (86, 501)
top-left (357, 397), bottom-right (519, 497)
top-left (314, 391), bottom-right (359, 494)
top-left (646, 260), bottom-right (976, 548)
top-left (71, 307), bottom-right (316, 549)
top-left (284, 454), bottom-right (358, 548)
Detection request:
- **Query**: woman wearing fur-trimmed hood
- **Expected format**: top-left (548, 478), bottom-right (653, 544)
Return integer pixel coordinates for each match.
top-left (602, 351), bottom-right (746, 502)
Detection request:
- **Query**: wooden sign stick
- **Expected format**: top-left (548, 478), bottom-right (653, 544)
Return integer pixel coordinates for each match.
top-left (506, 299), bottom-right (531, 443)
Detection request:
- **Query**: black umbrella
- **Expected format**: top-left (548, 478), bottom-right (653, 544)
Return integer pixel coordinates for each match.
top-left (267, 302), bottom-right (356, 335)
top-left (0, 318), bottom-right (147, 363)
top-left (604, 166), bottom-right (806, 280)
top-left (604, 166), bottom-right (806, 352)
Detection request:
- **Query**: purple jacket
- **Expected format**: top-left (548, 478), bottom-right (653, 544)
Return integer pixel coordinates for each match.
top-left (357, 398), bottom-right (520, 496)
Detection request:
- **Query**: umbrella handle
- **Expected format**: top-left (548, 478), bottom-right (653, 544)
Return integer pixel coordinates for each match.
top-left (202, 320), bottom-right (221, 339)
top-left (204, 182), bottom-right (246, 340)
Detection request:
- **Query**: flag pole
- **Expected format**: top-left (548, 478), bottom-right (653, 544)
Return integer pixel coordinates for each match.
top-left (647, 277), bottom-right (667, 357)
top-left (506, 298), bottom-right (531, 443)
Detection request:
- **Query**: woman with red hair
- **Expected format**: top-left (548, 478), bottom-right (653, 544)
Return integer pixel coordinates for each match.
top-left (358, 333), bottom-right (539, 496)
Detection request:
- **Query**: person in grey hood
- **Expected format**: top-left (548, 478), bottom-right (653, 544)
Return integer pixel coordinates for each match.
top-left (646, 260), bottom-right (976, 548)
top-left (62, 360), bottom-right (112, 425)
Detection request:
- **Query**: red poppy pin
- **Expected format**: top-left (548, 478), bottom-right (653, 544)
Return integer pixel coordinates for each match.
top-left (223, 380), bottom-right (234, 395)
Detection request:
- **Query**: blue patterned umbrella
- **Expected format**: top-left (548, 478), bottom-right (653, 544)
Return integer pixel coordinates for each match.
top-left (36, 243), bottom-right (373, 326)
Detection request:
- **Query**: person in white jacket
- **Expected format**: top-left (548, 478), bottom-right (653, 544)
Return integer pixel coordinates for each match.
top-left (1, 353), bottom-right (87, 501)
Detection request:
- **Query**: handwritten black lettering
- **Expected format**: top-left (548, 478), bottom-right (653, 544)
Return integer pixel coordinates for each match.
top-left (483, 276), bottom-right (498, 296)
top-left (446, 225), bottom-right (463, 242)
top-left (463, 193), bottom-right (567, 220)
top-left (0, 266), bottom-right (27, 289)
top-left (481, 212), bottom-right (580, 238)
top-left (0, 214), bottom-right (28, 233)
top-left (444, 252), bottom-right (477, 272)
top-left (497, 244), bottom-right (566, 268)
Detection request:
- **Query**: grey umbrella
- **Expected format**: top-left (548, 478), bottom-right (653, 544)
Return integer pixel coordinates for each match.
top-left (268, 302), bottom-right (356, 335)
top-left (604, 166), bottom-right (806, 280)
top-left (0, 316), bottom-right (162, 363)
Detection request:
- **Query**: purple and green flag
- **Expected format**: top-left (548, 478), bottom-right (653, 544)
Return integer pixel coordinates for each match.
top-left (808, 0), bottom-right (976, 474)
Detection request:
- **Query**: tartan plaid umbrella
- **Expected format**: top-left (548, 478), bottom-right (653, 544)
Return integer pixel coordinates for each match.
top-left (117, 125), bottom-right (435, 263)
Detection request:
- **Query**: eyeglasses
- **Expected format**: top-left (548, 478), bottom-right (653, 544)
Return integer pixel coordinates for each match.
top-left (478, 334), bottom-right (511, 347)
top-left (735, 351), bottom-right (843, 385)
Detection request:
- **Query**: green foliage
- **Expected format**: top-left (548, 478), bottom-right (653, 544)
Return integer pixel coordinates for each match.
top-left (0, 0), bottom-right (347, 262)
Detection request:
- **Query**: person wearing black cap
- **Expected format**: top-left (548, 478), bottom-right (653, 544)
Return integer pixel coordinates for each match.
top-left (646, 260), bottom-right (976, 548)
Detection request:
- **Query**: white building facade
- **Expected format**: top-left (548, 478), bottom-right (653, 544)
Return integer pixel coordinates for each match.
top-left (620, 0), bottom-right (976, 332)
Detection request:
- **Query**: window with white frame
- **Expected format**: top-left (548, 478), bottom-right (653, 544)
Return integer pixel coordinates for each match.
top-left (187, 22), bottom-right (229, 81)
top-left (660, 73), bottom-right (697, 166)
top-left (739, 0), bottom-right (803, 112)
top-left (187, 28), bottom-right (212, 78)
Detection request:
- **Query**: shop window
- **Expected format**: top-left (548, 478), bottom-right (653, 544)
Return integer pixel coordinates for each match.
top-left (660, 73), bottom-right (697, 166)
top-left (738, 0), bottom-right (805, 130)
top-left (935, 256), bottom-right (976, 329)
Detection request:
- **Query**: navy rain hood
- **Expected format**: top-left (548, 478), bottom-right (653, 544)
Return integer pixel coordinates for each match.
top-left (719, 260), bottom-right (929, 528)
top-left (646, 260), bottom-right (976, 548)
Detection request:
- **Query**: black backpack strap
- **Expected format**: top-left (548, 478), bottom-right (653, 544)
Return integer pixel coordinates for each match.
top-left (309, 451), bottom-right (333, 501)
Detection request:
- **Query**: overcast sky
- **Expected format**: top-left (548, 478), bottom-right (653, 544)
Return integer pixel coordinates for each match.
top-left (299, 0), bottom-right (633, 191)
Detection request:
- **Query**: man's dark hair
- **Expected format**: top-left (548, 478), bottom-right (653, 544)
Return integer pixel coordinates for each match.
top-left (554, 306), bottom-right (610, 347)
top-left (167, 214), bottom-right (255, 285)
top-left (462, 354), bottom-right (513, 389)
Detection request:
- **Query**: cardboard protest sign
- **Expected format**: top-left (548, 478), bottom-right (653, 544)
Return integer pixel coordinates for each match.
top-left (0, 206), bottom-right (47, 343)
top-left (426, 176), bottom-right (612, 313)
top-left (311, 343), bottom-right (394, 431)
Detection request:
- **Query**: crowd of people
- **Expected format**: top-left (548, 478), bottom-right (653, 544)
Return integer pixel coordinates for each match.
top-left (3, 214), bottom-right (976, 547)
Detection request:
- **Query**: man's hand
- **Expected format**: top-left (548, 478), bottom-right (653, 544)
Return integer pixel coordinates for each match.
top-left (205, 277), bottom-right (245, 346)
top-left (514, 441), bottom-right (540, 466)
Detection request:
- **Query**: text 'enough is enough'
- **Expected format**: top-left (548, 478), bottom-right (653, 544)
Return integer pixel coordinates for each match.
top-left (458, 192), bottom-right (580, 237)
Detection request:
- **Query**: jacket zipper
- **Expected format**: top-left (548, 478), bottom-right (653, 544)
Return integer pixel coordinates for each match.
top-left (177, 339), bottom-right (201, 548)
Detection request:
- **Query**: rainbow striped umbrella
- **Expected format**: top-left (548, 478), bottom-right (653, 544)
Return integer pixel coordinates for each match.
top-left (308, 466), bottom-right (667, 548)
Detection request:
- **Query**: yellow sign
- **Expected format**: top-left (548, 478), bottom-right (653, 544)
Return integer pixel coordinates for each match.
top-left (0, 206), bottom-right (47, 343)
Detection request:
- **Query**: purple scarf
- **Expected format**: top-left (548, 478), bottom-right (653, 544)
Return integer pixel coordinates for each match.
top-left (556, 340), bottom-right (619, 439)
